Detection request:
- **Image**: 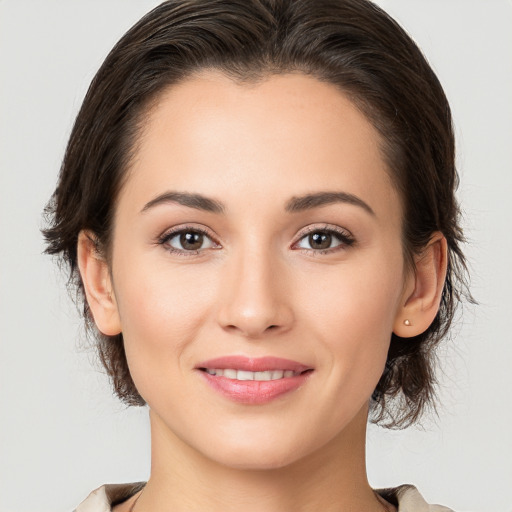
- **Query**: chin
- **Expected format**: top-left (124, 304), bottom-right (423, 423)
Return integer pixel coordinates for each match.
top-left (197, 430), bottom-right (321, 472)
top-left (213, 447), bottom-right (304, 471)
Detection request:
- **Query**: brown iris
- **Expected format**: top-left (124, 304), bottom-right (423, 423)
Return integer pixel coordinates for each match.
top-left (180, 232), bottom-right (204, 250)
top-left (308, 232), bottom-right (332, 250)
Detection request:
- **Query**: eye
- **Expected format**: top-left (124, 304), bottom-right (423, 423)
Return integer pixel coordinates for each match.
top-left (158, 227), bottom-right (218, 255)
top-left (294, 226), bottom-right (354, 253)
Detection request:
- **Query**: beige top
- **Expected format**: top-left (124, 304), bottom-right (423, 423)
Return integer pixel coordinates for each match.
top-left (74, 482), bottom-right (454, 511)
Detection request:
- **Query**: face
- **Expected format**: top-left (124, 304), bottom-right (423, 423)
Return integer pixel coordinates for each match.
top-left (104, 71), bottom-right (411, 469)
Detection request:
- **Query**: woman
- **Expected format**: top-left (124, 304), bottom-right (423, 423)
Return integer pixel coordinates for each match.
top-left (43, 0), bottom-right (469, 510)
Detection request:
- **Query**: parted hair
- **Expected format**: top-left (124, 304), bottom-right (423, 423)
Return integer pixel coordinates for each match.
top-left (43, 0), bottom-right (470, 428)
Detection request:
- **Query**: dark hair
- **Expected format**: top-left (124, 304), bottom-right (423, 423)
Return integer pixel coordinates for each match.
top-left (43, 0), bottom-right (470, 428)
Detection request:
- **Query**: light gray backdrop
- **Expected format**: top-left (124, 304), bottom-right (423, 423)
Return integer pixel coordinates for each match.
top-left (0, 1), bottom-right (511, 511)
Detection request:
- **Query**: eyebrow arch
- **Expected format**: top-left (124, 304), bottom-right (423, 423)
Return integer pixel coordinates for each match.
top-left (141, 191), bottom-right (225, 214)
top-left (285, 191), bottom-right (375, 216)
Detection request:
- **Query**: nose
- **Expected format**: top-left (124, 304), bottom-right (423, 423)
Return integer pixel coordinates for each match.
top-left (216, 245), bottom-right (294, 339)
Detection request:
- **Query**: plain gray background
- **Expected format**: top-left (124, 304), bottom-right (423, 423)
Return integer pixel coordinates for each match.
top-left (1, 1), bottom-right (511, 511)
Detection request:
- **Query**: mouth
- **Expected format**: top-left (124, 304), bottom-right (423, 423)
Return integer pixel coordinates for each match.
top-left (196, 356), bottom-right (314, 404)
top-left (199, 368), bottom-right (307, 380)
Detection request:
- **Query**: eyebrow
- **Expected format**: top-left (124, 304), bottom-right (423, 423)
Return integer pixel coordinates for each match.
top-left (141, 191), bottom-right (225, 214)
top-left (141, 190), bottom-right (375, 216)
top-left (284, 191), bottom-right (375, 216)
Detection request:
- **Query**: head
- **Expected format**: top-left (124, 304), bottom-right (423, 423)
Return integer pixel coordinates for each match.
top-left (44, 0), bottom-right (468, 433)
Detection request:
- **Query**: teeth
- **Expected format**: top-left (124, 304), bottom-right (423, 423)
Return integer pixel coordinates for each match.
top-left (223, 369), bottom-right (237, 379)
top-left (254, 371), bottom-right (272, 381)
top-left (204, 369), bottom-right (300, 380)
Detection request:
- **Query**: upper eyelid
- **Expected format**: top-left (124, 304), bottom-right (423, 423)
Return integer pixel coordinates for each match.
top-left (159, 224), bottom-right (218, 242)
top-left (294, 224), bottom-right (354, 242)
top-left (297, 224), bottom-right (352, 236)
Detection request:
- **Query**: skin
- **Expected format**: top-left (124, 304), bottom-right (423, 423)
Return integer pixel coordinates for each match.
top-left (78, 71), bottom-right (447, 512)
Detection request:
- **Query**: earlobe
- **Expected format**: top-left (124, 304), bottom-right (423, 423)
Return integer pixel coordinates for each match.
top-left (77, 230), bottom-right (122, 336)
top-left (393, 233), bottom-right (448, 338)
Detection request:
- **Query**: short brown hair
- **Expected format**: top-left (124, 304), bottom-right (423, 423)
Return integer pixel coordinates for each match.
top-left (43, 0), bottom-right (471, 428)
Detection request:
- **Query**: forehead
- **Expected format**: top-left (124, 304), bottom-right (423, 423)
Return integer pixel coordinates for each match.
top-left (120, 70), bottom-right (400, 222)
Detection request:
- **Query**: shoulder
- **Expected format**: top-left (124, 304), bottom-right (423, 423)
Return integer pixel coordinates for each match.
top-left (74, 482), bottom-right (145, 512)
top-left (376, 484), bottom-right (455, 512)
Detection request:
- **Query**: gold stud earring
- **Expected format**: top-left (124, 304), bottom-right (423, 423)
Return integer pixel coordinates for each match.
top-left (404, 319), bottom-right (411, 326)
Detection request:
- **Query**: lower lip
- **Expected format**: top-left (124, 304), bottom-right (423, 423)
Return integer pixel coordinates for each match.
top-left (199, 371), bottom-right (312, 404)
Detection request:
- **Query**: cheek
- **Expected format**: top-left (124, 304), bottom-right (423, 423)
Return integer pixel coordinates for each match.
top-left (301, 255), bottom-right (404, 383)
top-left (303, 254), bottom-right (403, 333)
top-left (115, 252), bottom-right (215, 329)
top-left (111, 259), bottom-right (216, 396)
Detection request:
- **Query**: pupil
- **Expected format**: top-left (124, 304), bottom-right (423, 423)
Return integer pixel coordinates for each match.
top-left (310, 232), bottom-right (331, 249)
top-left (180, 232), bottom-right (203, 250)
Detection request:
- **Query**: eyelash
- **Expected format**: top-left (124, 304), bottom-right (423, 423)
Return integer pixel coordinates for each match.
top-left (157, 224), bottom-right (355, 257)
top-left (293, 225), bottom-right (355, 255)
top-left (157, 225), bottom-right (218, 257)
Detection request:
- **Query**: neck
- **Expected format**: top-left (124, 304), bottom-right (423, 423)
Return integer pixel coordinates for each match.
top-left (134, 403), bottom-right (388, 512)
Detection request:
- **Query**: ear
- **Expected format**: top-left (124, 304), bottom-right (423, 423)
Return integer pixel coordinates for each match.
top-left (77, 230), bottom-right (122, 336)
top-left (393, 232), bottom-right (448, 338)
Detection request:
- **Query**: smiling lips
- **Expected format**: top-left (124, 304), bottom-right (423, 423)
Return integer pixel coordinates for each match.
top-left (205, 368), bottom-right (299, 380)
top-left (197, 356), bottom-right (313, 404)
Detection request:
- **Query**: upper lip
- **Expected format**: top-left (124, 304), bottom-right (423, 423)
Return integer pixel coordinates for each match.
top-left (196, 356), bottom-right (312, 373)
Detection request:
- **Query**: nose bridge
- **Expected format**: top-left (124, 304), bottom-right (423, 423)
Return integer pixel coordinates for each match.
top-left (217, 237), bottom-right (293, 337)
